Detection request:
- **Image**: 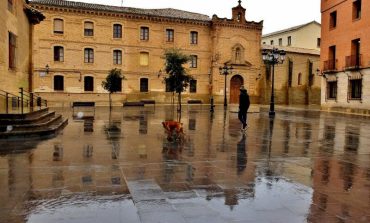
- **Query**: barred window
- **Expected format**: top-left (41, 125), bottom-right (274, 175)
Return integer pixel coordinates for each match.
top-left (166, 29), bottom-right (174, 42)
top-left (140, 27), bottom-right (149, 40)
top-left (113, 24), bottom-right (122, 38)
top-left (327, 81), bottom-right (337, 100)
top-left (84, 48), bottom-right (94, 63)
top-left (113, 50), bottom-right (122, 65)
top-left (190, 55), bottom-right (197, 68)
top-left (84, 22), bottom-right (94, 36)
top-left (54, 19), bottom-right (64, 34)
top-left (54, 46), bottom-right (64, 62)
top-left (349, 79), bottom-right (362, 100)
top-left (190, 31), bottom-right (198, 44)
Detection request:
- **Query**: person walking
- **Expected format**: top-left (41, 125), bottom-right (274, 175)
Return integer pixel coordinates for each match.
top-left (238, 86), bottom-right (250, 132)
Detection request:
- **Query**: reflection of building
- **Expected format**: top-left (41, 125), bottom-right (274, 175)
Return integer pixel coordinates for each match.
top-left (320, 0), bottom-right (370, 113)
top-left (261, 45), bottom-right (321, 105)
top-left (29, 0), bottom-right (262, 105)
top-left (262, 21), bottom-right (321, 50)
top-left (0, 0), bottom-right (44, 109)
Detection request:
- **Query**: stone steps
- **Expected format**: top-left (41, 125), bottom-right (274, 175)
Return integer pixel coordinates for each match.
top-left (0, 108), bottom-right (68, 140)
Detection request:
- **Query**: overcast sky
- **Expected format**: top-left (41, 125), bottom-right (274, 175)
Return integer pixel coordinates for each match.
top-left (71, 0), bottom-right (321, 34)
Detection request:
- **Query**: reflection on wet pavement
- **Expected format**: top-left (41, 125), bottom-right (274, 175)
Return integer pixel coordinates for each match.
top-left (0, 106), bottom-right (369, 223)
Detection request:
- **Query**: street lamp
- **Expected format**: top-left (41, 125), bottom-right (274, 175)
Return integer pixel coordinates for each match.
top-left (45, 64), bottom-right (50, 74)
top-left (262, 48), bottom-right (286, 117)
top-left (219, 63), bottom-right (233, 107)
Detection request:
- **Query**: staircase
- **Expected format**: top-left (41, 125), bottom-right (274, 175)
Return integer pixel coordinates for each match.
top-left (0, 108), bottom-right (68, 140)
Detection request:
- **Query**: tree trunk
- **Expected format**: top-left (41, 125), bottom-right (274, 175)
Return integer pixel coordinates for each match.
top-left (109, 93), bottom-right (112, 111)
top-left (178, 92), bottom-right (182, 112)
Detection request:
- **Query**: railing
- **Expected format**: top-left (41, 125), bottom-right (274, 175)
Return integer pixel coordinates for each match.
top-left (323, 59), bottom-right (337, 72)
top-left (0, 88), bottom-right (48, 114)
top-left (345, 54), bottom-right (362, 69)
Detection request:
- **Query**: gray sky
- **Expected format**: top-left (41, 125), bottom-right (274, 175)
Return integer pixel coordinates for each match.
top-left (72, 0), bottom-right (321, 34)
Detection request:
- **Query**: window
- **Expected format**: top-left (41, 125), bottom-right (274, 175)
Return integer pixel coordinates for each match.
top-left (190, 80), bottom-right (197, 93)
top-left (190, 55), bottom-right (197, 68)
top-left (166, 29), bottom-right (174, 42)
top-left (8, 32), bottom-right (16, 69)
top-left (116, 78), bottom-right (122, 92)
top-left (326, 45), bottom-right (336, 70)
top-left (190, 31), bottom-right (198, 44)
top-left (54, 19), bottom-right (64, 34)
top-left (308, 61), bottom-right (314, 86)
top-left (349, 39), bottom-right (361, 67)
top-left (288, 60), bottom-right (293, 87)
top-left (84, 48), bottom-right (94, 63)
top-left (327, 81), bottom-right (337, 100)
top-left (349, 79), bottom-right (362, 100)
top-left (287, 36), bottom-right (292, 46)
top-left (279, 38), bottom-right (282, 46)
top-left (84, 22), bottom-right (94, 36)
top-left (235, 48), bottom-right (241, 63)
top-left (139, 52), bottom-right (149, 66)
top-left (330, 11), bottom-right (337, 29)
top-left (353, 0), bottom-right (361, 20)
top-left (84, 76), bottom-right (94, 92)
top-left (317, 38), bottom-right (321, 48)
top-left (54, 46), bottom-right (64, 62)
top-left (113, 24), bottom-right (122, 38)
top-left (113, 50), bottom-right (122, 65)
top-left (270, 40), bottom-right (274, 45)
top-left (54, 75), bottom-right (64, 91)
top-left (140, 78), bottom-right (148, 92)
top-left (8, 0), bottom-right (13, 12)
top-left (298, 73), bottom-right (302, 85)
top-left (140, 27), bottom-right (149, 40)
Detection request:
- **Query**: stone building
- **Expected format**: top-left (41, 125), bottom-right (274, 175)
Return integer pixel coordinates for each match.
top-left (262, 21), bottom-right (321, 50)
top-left (260, 45), bottom-right (321, 105)
top-left (320, 0), bottom-right (370, 114)
top-left (0, 0), bottom-right (44, 110)
top-left (29, 0), bottom-right (263, 106)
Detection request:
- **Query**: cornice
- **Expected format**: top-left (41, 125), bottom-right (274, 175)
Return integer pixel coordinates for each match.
top-left (31, 4), bottom-right (211, 27)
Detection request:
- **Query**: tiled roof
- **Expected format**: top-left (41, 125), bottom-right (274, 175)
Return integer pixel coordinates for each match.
top-left (30, 0), bottom-right (211, 22)
top-left (262, 21), bottom-right (321, 38)
top-left (262, 45), bottom-right (320, 55)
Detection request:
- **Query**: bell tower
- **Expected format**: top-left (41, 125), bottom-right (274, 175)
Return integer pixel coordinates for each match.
top-left (232, 0), bottom-right (246, 23)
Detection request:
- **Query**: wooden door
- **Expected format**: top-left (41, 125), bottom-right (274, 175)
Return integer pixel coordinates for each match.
top-left (230, 75), bottom-right (244, 104)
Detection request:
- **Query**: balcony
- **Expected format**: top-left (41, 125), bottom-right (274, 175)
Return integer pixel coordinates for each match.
top-left (345, 54), bottom-right (362, 70)
top-left (323, 59), bottom-right (337, 72)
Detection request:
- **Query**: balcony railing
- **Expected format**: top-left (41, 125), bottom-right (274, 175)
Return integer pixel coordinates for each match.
top-left (0, 88), bottom-right (47, 114)
top-left (323, 59), bottom-right (337, 72)
top-left (345, 54), bottom-right (362, 69)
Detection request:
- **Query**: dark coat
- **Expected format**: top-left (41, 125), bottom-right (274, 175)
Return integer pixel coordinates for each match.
top-left (239, 90), bottom-right (250, 112)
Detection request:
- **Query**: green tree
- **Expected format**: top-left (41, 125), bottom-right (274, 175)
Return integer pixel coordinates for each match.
top-left (102, 68), bottom-right (125, 110)
top-left (163, 48), bottom-right (193, 112)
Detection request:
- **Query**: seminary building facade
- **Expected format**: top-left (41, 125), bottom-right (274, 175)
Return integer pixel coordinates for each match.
top-left (29, 0), bottom-right (264, 106)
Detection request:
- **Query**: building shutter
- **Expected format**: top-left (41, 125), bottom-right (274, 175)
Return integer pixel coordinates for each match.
top-left (140, 52), bottom-right (149, 66)
top-left (54, 19), bottom-right (64, 33)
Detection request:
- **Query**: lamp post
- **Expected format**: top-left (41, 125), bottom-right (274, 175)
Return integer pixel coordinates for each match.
top-left (45, 64), bottom-right (50, 74)
top-left (262, 48), bottom-right (286, 117)
top-left (219, 63), bottom-right (233, 107)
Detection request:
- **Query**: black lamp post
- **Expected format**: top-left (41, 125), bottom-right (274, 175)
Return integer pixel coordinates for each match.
top-left (262, 48), bottom-right (286, 117)
top-left (219, 64), bottom-right (233, 107)
top-left (45, 64), bottom-right (50, 74)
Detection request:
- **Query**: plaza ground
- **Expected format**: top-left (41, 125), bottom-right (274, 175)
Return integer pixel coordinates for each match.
top-left (0, 105), bottom-right (369, 223)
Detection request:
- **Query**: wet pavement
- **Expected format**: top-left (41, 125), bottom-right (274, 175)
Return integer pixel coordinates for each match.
top-left (0, 105), bottom-right (369, 223)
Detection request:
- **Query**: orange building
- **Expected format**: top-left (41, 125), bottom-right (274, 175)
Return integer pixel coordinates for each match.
top-left (320, 0), bottom-right (370, 114)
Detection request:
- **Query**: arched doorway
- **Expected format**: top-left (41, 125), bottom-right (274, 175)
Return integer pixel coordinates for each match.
top-left (230, 75), bottom-right (244, 104)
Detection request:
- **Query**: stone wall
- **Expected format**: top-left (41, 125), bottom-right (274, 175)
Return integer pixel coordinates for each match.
top-left (0, 0), bottom-right (32, 95)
